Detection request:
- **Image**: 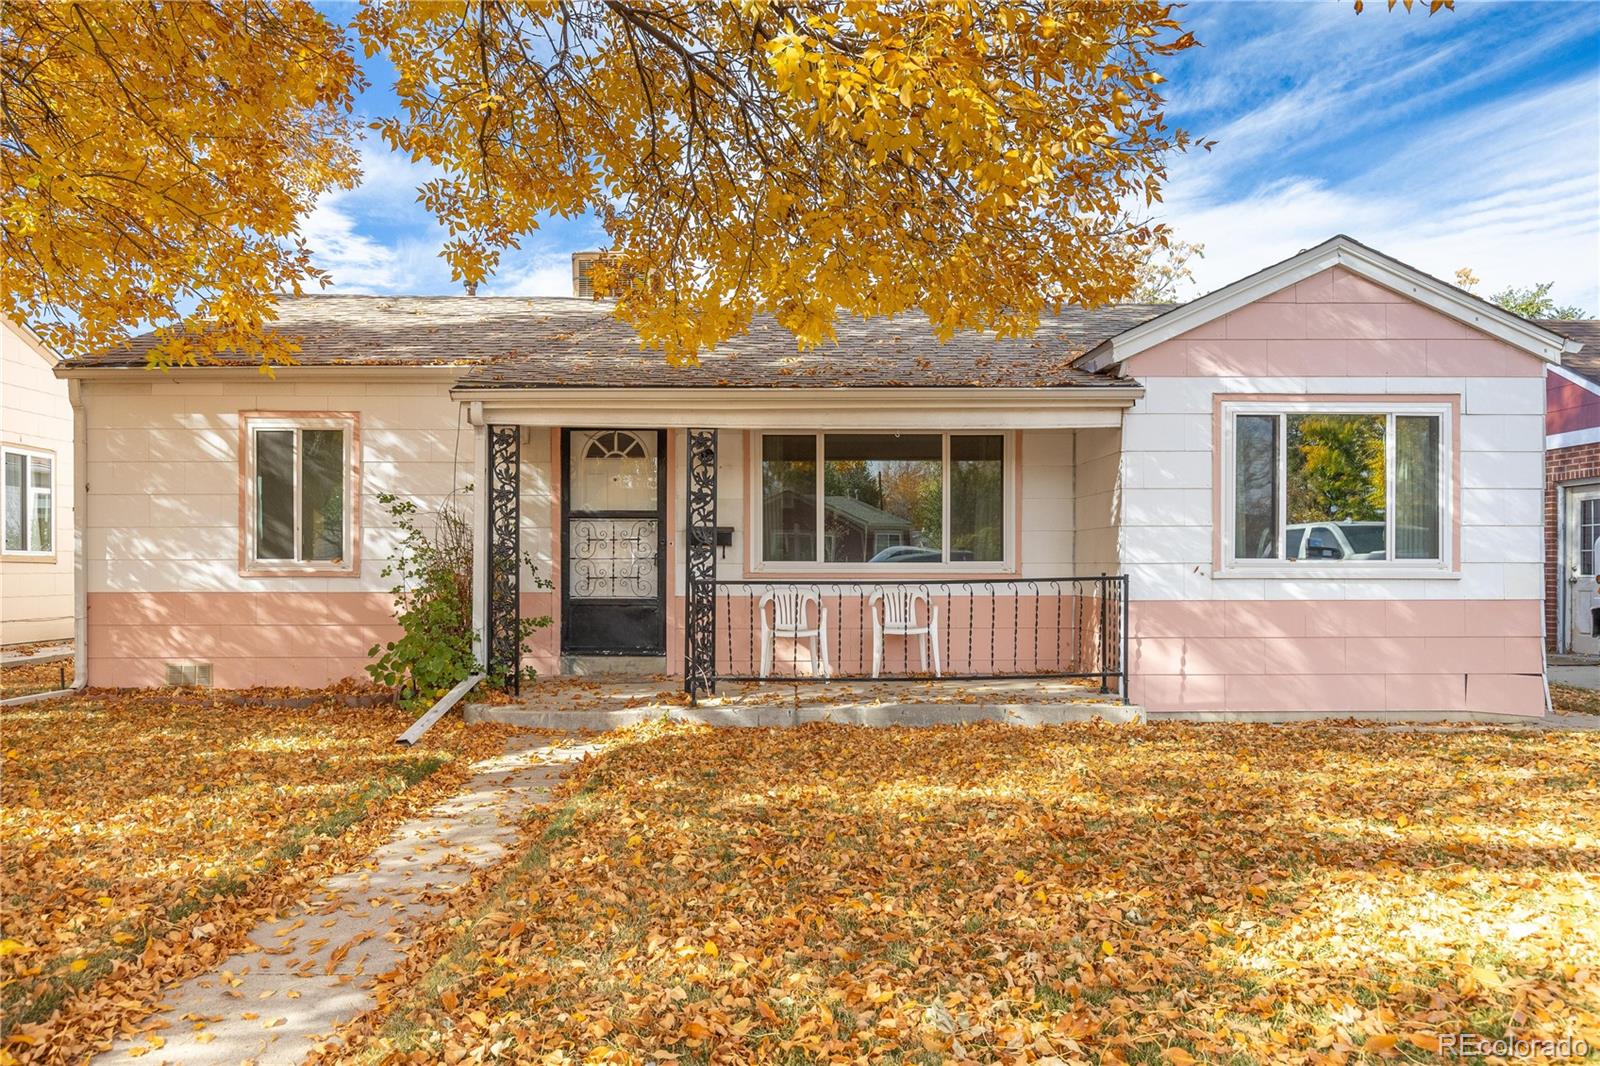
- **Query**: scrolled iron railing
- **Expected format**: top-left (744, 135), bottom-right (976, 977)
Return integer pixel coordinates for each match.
top-left (707, 575), bottom-right (1128, 701)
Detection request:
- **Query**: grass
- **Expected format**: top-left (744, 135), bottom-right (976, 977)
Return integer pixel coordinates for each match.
top-left (1551, 681), bottom-right (1600, 716)
top-left (0, 687), bottom-right (514, 1061)
top-left (0, 657), bottom-right (71, 698)
top-left (330, 721), bottom-right (1600, 1065)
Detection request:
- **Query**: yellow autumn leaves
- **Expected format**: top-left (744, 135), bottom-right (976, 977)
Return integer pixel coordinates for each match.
top-left (322, 720), bottom-right (1600, 1064)
top-left (2, 0), bottom-right (361, 368)
top-left (0, 689), bottom-right (512, 1064)
top-left (360, 1), bottom-right (1197, 363)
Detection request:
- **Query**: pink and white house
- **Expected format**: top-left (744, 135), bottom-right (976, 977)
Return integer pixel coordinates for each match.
top-left (55, 236), bottom-right (1584, 718)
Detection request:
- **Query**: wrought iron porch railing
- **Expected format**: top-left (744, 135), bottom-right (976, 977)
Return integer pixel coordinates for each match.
top-left (706, 576), bottom-right (1128, 700)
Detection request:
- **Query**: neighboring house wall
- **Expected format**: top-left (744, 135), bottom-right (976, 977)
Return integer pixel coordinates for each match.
top-left (1119, 266), bottom-right (1547, 717)
top-left (1, 319), bottom-right (74, 645)
top-left (1545, 441), bottom-right (1600, 650)
top-left (81, 376), bottom-right (470, 687)
top-left (1548, 368), bottom-right (1600, 440)
top-left (1544, 368), bottom-right (1600, 651)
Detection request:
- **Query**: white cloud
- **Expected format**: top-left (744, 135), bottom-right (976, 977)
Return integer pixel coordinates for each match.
top-left (295, 139), bottom-right (606, 296)
top-left (1155, 25), bottom-right (1600, 313)
top-left (483, 254), bottom-right (579, 298)
top-left (295, 141), bottom-right (456, 293)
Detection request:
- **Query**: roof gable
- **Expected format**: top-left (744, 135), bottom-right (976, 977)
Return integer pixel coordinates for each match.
top-left (1078, 235), bottom-right (1582, 373)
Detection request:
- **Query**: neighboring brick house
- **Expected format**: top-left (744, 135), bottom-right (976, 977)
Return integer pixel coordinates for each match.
top-left (1541, 319), bottom-right (1600, 658)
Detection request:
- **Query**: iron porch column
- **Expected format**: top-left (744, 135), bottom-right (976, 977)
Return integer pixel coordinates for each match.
top-left (684, 428), bottom-right (718, 700)
top-left (486, 424), bottom-right (521, 693)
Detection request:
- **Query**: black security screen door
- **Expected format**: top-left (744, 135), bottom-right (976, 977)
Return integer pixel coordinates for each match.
top-left (561, 429), bottom-right (667, 656)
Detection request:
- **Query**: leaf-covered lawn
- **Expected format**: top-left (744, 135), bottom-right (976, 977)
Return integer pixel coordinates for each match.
top-left (1552, 681), bottom-right (1600, 717)
top-left (0, 658), bottom-right (71, 699)
top-left (0, 688), bottom-right (515, 1063)
top-left (333, 722), bottom-right (1600, 1065)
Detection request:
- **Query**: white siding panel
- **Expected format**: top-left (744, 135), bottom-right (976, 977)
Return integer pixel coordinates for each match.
top-left (1461, 414), bottom-right (1544, 453)
top-left (1465, 376), bottom-right (1544, 415)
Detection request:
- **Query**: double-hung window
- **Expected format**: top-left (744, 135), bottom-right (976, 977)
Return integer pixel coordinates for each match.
top-left (243, 415), bottom-right (356, 571)
top-left (1223, 401), bottom-right (1451, 573)
top-left (758, 432), bottom-right (1008, 567)
top-left (2, 447), bottom-right (54, 556)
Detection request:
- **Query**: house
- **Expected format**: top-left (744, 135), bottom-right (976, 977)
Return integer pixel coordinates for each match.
top-left (2, 318), bottom-right (75, 647)
top-left (1541, 318), bottom-right (1600, 659)
top-left (53, 235), bottom-right (1581, 717)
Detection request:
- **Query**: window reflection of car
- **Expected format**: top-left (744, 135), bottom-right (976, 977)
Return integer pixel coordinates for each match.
top-left (1285, 521), bottom-right (1387, 561)
top-left (868, 545), bottom-right (975, 564)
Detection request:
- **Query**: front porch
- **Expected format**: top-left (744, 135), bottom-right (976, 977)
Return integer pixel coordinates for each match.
top-left (465, 675), bottom-right (1140, 730)
top-left (463, 388), bottom-right (1138, 705)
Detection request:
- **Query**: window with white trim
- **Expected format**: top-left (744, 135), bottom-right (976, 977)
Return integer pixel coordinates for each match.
top-left (2, 447), bottom-right (53, 555)
top-left (245, 416), bottom-right (355, 569)
top-left (758, 432), bottom-right (1007, 566)
top-left (1223, 402), bottom-right (1450, 570)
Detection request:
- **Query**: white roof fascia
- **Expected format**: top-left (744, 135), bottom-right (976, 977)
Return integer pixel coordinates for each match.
top-left (454, 385), bottom-right (1144, 430)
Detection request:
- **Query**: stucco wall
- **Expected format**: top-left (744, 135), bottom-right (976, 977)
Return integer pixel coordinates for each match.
top-left (1119, 266), bottom-right (1548, 717)
top-left (82, 376), bottom-right (469, 687)
top-left (1, 319), bottom-right (75, 645)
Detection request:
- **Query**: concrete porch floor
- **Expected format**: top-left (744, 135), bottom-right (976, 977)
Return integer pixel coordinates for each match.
top-left (465, 676), bottom-right (1140, 729)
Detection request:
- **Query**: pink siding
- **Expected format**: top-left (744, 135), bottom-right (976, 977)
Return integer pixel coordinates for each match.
top-left (519, 590), bottom-right (559, 679)
top-left (1128, 600), bottom-right (1545, 717)
top-left (1548, 371), bottom-right (1600, 435)
top-left (88, 591), bottom-right (401, 688)
top-left (1125, 267), bottom-right (1546, 379)
top-left (90, 589), bottom-right (558, 689)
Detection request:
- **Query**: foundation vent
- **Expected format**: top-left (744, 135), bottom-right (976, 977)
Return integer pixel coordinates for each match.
top-left (165, 662), bottom-right (214, 688)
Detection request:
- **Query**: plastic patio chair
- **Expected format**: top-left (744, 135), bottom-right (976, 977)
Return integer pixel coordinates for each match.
top-left (758, 588), bottom-right (832, 678)
top-left (869, 587), bottom-right (942, 678)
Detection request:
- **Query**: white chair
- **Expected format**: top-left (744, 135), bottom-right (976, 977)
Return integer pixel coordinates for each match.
top-left (758, 588), bottom-right (832, 678)
top-left (869, 587), bottom-right (941, 678)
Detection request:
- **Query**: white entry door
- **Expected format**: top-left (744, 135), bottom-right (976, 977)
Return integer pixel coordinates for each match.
top-left (1567, 488), bottom-right (1600, 656)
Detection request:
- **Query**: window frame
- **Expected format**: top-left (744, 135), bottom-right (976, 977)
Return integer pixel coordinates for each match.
top-left (2, 445), bottom-right (55, 559)
top-left (240, 413), bottom-right (360, 576)
top-left (1218, 400), bottom-right (1454, 579)
top-left (751, 430), bottom-right (1015, 574)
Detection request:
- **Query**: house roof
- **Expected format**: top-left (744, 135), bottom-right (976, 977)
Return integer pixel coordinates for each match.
top-left (1540, 319), bottom-right (1600, 386)
top-left (821, 495), bottom-right (915, 531)
top-left (1076, 235), bottom-right (1583, 373)
top-left (66, 295), bottom-right (1168, 389)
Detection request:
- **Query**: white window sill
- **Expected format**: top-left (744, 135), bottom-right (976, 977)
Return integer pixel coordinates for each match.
top-left (243, 563), bottom-right (358, 577)
top-left (1213, 567), bottom-right (1458, 581)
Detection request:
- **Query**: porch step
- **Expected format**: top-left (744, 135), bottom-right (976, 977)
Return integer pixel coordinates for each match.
top-left (559, 655), bottom-right (670, 678)
top-left (467, 701), bottom-right (1142, 730)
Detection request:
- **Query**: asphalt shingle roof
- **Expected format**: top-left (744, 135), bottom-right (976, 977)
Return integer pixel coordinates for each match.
top-left (1541, 319), bottom-right (1600, 386)
top-left (70, 295), bottom-right (1168, 389)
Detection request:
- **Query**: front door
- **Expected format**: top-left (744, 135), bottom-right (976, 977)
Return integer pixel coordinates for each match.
top-left (561, 429), bottom-right (667, 656)
top-left (1567, 487), bottom-right (1600, 657)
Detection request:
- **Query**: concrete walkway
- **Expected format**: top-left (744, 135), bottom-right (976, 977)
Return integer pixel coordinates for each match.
top-left (1550, 663), bottom-right (1600, 690)
top-left (0, 640), bottom-right (73, 666)
top-left (95, 733), bottom-right (596, 1066)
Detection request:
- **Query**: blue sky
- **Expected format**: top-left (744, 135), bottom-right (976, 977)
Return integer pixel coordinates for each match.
top-left (306, 1), bottom-right (1600, 311)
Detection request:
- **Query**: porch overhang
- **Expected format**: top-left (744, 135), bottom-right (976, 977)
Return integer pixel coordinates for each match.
top-left (453, 385), bottom-right (1143, 430)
